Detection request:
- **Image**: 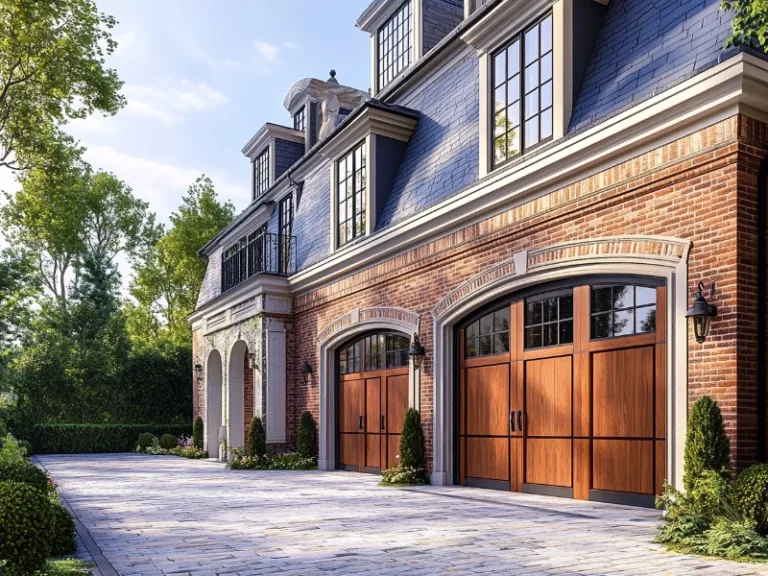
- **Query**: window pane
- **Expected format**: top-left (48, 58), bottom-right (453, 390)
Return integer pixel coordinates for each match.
top-left (525, 118), bottom-right (539, 148)
top-left (541, 80), bottom-right (553, 109)
top-left (494, 136), bottom-right (507, 164)
top-left (526, 326), bottom-right (542, 348)
top-left (525, 26), bottom-right (539, 64)
top-left (525, 64), bottom-right (539, 92)
top-left (480, 313), bottom-right (493, 334)
top-left (507, 130), bottom-right (520, 157)
top-left (527, 301), bottom-right (542, 325)
top-left (559, 320), bottom-right (574, 344)
top-left (541, 53), bottom-right (553, 83)
top-left (479, 335), bottom-right (492, 356)
top-left (494, 84), bottom-right (506, 112)
top-left (592, 313), bottom-right (611, 339)
top-left (613, 309), bottom-right (634, 336)
top-left (592, 287), bottom-right (613, 313)
top-left (466, 320), bottom-right (479, 339)
top-left (541, 108), bottom-right (553, 140)
top-left (494, 50), bottom-right (506, 85)
top-left (495, 110), bottom-right (507, 137)
top-left (507, 41), bottom-right (520, 78)
top-left (637, 287), bottom-right (657, 307)
top-left (545, 323), bottom-right (558, 346)
top-left (637, 305), bottom-right (657, 333)
top-left (508, 102), bottom-right (520, 129)
top-left (613, 286), bottom-right (634, 309)
top-left (494, 333), bottom-right (510, 354)
top-left (494, 309), bottom-right (509, 332)
top-left (466, 338), bottom-right (478, 357)
top-left (560, 295), bottom-right (574, 319)
top-left (545, 298), bottom-right (558, 322)
top-left (541, 15), bottom-right (553, 53)
top-left (509, 78), bottom-right (520, 103)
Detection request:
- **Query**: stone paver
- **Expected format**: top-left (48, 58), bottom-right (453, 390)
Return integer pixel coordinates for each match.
top-left (38, 454), bottom-right (768, 576)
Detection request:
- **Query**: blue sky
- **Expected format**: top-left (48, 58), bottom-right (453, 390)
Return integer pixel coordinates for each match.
top-left (63, 0), bottom-right (372, 226)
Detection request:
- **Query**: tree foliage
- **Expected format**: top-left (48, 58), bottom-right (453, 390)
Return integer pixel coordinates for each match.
top-left (130, 175), bottom-right (234, 343)
top-left (0, 248), bottom-right (38, 353)
top-left (723, 0), bottom-right (768, 51)
top-left (0, 0), bottom-right (124, 170)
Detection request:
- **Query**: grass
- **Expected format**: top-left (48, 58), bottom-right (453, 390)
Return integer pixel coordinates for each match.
top-left (43, 559), bottom-right (93, 575)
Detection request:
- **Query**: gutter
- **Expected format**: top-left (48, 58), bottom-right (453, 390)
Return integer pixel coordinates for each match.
top-left (758, 153), bottom-right (767, 461)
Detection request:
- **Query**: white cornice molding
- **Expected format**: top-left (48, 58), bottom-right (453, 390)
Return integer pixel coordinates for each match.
top-left (461, 0), bottom-right (556, 52)
top-left (189, 274), bottom-right (290, 326)
top-left (320, 107), bottom-right (419, 159)
top-left (288, 53), bottom-right (768, 295)
top-left (242, 124), bottom-right (304, 160)
top-left (357, 0), bottom-right (405, 32)
top-left (206, 202), bottom-right (275, 255)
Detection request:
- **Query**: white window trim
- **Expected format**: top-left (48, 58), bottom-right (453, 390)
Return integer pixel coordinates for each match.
top-left (329, 136), bottom-right (372, 251)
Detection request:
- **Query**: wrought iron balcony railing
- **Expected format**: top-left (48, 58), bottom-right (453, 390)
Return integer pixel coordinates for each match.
top-left (220, 232), bottom-right (297, 294)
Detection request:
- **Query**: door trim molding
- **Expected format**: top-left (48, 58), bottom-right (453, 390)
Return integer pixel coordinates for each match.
top-left (316, 307), bottom-right (421, 471)
top-left (430, 235), bottom-right (691, 492)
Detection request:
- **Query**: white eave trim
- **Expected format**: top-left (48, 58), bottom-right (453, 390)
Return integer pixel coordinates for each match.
top-left (357, 0), bottom-right (405, 33)
top-left (320, 107), bottom-right (418, 159)
top-left (461, 0), bottom-right (556, 51)
top-left (189, 274), bottom-right (291, 325)
top-left (242, 124), bottom-right (305, 159)
top-left (288, 53), bottom-right (767, 295)
top-left (208, 202), bottom-right (276, 255)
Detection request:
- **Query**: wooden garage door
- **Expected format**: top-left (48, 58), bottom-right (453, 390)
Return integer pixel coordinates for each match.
top-left (337, 333), bottom-right (410, 473)
top-left (458, 281), bottom-right (666, 507)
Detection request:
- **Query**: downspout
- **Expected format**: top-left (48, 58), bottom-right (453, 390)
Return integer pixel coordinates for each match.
top-left (758, 153), bottom-right (767, 462)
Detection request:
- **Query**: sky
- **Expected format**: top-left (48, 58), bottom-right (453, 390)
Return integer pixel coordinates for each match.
top-left (1, 0), bottom-right (372, 237)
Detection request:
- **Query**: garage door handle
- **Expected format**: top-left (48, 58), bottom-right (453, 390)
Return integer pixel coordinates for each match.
top-left (509, 411), bottom-right (515, 432)
top-left (517, 410), bottom-right (523, 432)
top-left (359, 415), bottom-right (363, 430)
top-left (380, 415), bottom-right (385, 430)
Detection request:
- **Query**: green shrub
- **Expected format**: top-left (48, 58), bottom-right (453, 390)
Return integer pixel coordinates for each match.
top-left (703, 517), bottom-right (768, 561)
top-left (296, 411), bottom-right (316, 459)
top-left (0, 481), bottom-right (52, 575)
top-left (31, 424), bottom-right (192, 454)
top-left (247, 416), bottom-right (266, 458)
top-left (0, 462), bottom-right (49, 492)
top-left (168, 446), bottom-right (208, 459)
top-left (0, 435), bottom-right (25, 466)
top-left (49, 501), bottom-right (77, 557)
top-left (399, 408), bottom-right (425, 469)
top-left (684, 396), bottom-right (731, 492)
top-left (136, 433), bottom-right (157, 452)
top-left (228, 452), bottom-right (316, 471)
top-left (192, 416), bottom-right (204, 450)
top-left (159, 434), bottom-right (178, 450)
top-left (380, 465), bottom-right (430, 486)
top-left (18, 440), bottom-right (32, 457)
top-left (735, 463), bottom-right (768, 534)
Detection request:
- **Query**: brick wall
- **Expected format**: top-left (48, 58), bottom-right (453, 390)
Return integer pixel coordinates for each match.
top-left (244, 350), bottom-right (254, 445)
top-left (286, 114), bottom-right (768, 473)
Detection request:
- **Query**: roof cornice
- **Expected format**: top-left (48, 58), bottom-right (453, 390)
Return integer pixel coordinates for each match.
top-left (356, 0), bottom-right (403, 33)
top-left (241, 123), bottom-right (304, 160)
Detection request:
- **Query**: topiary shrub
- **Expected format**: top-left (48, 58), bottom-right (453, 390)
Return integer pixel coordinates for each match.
top-left (247, 416), bottom-right (266, 458)
top-left (159, 434), bottom-right (178, 450)
top-left (296, 411), bottom-right (317, 459)
top-left (136, 432), bottom-right (157, 452)
top-left (0, 481), bottom-right (52, 575)
top-left (0, 462), bottom-right (49, 493)
top-left (193, 416), bottom-right (204, 450)
top-left (399, 408), bottom-right (425, 469)
top-left (735, 463), bottom-right (768, 535)
top-left (49, 501), bottom-right (77, 556)
top-left (684, 396), bottom-right (731, 492)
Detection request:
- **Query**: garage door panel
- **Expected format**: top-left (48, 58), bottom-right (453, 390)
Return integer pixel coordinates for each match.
top-left (387, 374), bottom-right (408, 433)
top-left (526, 438), bottom-right (571, 487)
top-left (525, 356), bottom-right (572, 437)
top-left (366, 434), bottom-right (381, 469)
top-left (466, 365), bottom-right (509, 436)
top-left (593, 347), bottom-right (654, 438)
top-left (593, 439), bottom-right (653, 494)
top-left (466, 437), bottom-right (509, 481)
top-left (339, 379), bottom-right (363, 434)
top-left (339, 433), bottom-right (361, 470)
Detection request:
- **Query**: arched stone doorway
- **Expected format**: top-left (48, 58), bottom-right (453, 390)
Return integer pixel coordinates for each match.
top-left (228, 340), bottom-right (250, 451)
top-left (205, 350), bottom-right (223, 457)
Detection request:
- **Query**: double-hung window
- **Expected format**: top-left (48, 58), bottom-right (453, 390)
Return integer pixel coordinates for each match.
top-left (253, 148), bottom-right (270, 199)
top-left (377, 0), bottom-right (413, 91)
top-left (278, 193), bottom-right (293, 274)
top-left (336, 141), bottom-right (366, 248)
top-left (492, 13), bottom-right (553, 167)
top-left (293, 107), bottom-right (306, 132)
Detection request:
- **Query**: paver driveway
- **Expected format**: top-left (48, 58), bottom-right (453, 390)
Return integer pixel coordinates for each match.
top-left (38, 454), bottom-right (768, 576)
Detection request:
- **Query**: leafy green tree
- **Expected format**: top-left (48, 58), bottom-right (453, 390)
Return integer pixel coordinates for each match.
top-left (0, 248), bottom-right (39, 351)
top-left (0, 0), bottom-right (124, 171)
top-left (684, 396), bottom-right (731, 492)
top-left (130, 176), bottom-right (235, 342)
top-left (723, 0), bottom-right (768, 50)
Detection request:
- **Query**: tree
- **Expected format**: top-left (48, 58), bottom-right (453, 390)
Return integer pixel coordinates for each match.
top-left (723, 0), bottom-right (768, 51)
top-left (130, 176), bottom-right (235, 342)
top-left (0, 248), bottom-right (39, 352)
top-left (0, 0), bottom-right (124, 171)
top-left (684, 396), bottom-right (731, 492)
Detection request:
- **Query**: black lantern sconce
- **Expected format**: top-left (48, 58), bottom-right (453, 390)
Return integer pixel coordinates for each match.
top-left (408, 333), bottom-right (426, 369)
top-left (301, 360), bottom-right (313, 385)
top-left (194, 360), bottom-right (203, 384)
top-left (686, 281), bottom-right (718, 344)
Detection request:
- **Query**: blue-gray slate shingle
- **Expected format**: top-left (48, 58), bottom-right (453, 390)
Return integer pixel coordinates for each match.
top-left (293, 167), bottom-right (331, 269)
top-left (569, 0), bottom-right (733, 131)
top-left (422, 0), bottom-right (464, 54)
top-left (275, 138), bottom-right (305, 180)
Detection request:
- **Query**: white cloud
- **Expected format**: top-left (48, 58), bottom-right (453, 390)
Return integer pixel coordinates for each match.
top-left (254, 41), bottom-right (281, 63)
top-left (123, 77), bottom-right (228, 127)
top-left (222, 59), bottom-right (241, 69)
top-left (113, 31), bottom-right (148, 61)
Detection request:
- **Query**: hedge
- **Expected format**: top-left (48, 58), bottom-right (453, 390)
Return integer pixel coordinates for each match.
top-left (31, 424), bottom-right (192, 454)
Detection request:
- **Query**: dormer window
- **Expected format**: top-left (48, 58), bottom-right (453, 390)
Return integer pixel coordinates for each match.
top-left (492, 13), bottom-right (553, 167)
top-left (253, 148), bottom-right (270, 199)
top-left (293, 107), bottom-right (306, 132)
top-left (336, 141), bottom-right (367, 248)
top-left (377, 0), bottom-right (413, 91)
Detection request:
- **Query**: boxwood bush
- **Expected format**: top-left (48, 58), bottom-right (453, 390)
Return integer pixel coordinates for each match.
top-left (49, 500), bottom-right (77, 557)
top-left (296, 411), bottom-right (316, 459)
top-left (159, 434), bottom-right (178, 450)
top-left (247, 416), bottom-right (266, 458)
top-left (735, 463), bottom-right (768, 535)
top-left (0, 461), bottom-right (49, 492)
top-left (0, 481), bottom-right (52, 575)
top-left (31, 424), bottom-right (191, 454)
top-left (192, 416), bottom-right (204, 450)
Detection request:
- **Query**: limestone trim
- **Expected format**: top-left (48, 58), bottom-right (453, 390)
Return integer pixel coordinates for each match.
top-left (430, 235), bottom-right (691, 495)
top-left (316, 306), bottom-right (422, 471)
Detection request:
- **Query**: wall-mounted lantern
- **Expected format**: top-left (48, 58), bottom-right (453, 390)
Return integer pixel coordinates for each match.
top-left (194, 360), bottom-right (203, 384)
top-left (249, 352), bottom-right (258, 370)
top-left (686, 281), bottom-right (718, 344)
top-left (302, 360), bottom-right (313, 385)
top-left (408, 333), bottom-right (426, 369)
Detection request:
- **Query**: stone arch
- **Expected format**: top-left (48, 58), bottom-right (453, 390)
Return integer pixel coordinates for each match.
top-left (206, 349), bottom-right (223, 457)
top-left (316, 306), bottom-right (421, 471)
top-left (228, 340), bottom-right (249, 451)
top-left (429, 235), bottom-right (691, 490)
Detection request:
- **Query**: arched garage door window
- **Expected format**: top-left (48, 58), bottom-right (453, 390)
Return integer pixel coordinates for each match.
top-left (457, 278), bottom-right (665, 508)
top-left (337, 332), bottom-right (410, 474)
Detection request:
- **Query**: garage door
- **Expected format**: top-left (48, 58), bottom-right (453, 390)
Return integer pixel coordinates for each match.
top-left (337, 333), bottom-right (410, 473)
top-left (458, 281), bottom-right (665, 507)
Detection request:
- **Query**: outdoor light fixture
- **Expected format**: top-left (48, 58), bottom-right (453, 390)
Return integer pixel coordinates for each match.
top-left (194, 361), bottom-right (203, 384)
top-left (301, 360), bottom-right (313, 385)
top-left (248, 352), bottom-right (258, 370)
top-left (686, 281), bottom-right (718, 344)
top-left (408, 333), bottom-right (426, 369)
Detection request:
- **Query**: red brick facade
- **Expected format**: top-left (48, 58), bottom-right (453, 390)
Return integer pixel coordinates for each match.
top-left (276, 114), bottom-right (768, 473)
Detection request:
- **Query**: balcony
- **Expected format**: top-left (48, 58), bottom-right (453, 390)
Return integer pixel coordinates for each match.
top-left (221, 232), bottom-right (297, 294)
